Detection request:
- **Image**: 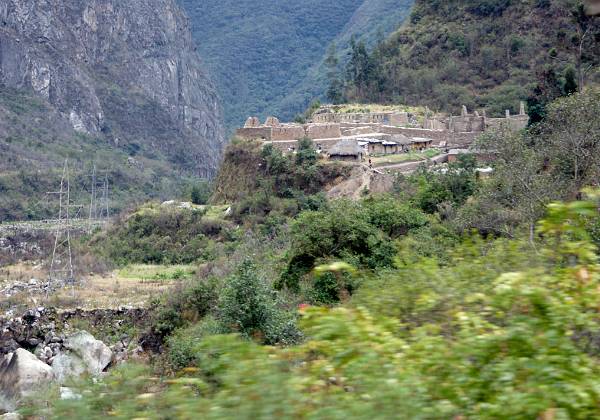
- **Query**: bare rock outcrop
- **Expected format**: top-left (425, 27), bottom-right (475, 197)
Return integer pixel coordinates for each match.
top-left (0, 0), bottom-right (225, 176)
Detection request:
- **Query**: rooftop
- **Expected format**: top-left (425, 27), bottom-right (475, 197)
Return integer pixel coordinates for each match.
top-left (329, 139), bottom-right (362, 156)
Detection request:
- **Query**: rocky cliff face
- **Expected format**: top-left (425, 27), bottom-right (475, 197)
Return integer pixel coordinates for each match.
top-left (0, 0), bottom-right (225, 176)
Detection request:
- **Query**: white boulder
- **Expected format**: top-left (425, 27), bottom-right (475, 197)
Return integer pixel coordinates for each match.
top-left (52, 331), bottom-right (112, 383)
top-left (0, 349), bottom-right (54, 401)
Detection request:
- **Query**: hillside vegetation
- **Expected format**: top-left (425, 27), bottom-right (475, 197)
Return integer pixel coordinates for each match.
top-left (179, 0), bottom-right (414, 128)
top-left (23, 89), bottom-right (600, 419)
top-left (0, 88), bottom-right (201, 221)
top-left (334, 0), bottom-right (600, 116)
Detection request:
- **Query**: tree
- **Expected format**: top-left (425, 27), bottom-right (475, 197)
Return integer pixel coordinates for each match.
top-left (190, 182), bottom-right (211, 205)
top-left (543, 89), bottom-right (600, 195)
top-left (325, 43), bottom-right (344, 104)
top-left (295, 137), bottom-right (317, 167)
top-left (460, 125), bottom-right (558, 240)
top-left (218, 259), bottom-right (300, 345)
top-left (526, 68), bottom-right (564, 124)
top-left (346, 37), bottom-right (376, 100)
top-left (564, 66), bottom-right (579, 95)
top-left (570, 3), bottom-right (600, 92)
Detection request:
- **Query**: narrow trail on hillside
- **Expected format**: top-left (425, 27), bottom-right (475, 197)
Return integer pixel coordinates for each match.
top-left (352, 166), bottom-right (372, 200)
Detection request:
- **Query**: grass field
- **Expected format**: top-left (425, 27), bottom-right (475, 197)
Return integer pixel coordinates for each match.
top-left (329, 103), bottom-right (428, 116)
top-left (372, 149), bottom-right (441, 167)
top-left (117, 264), bottom-right (197, 281)
top-left (1, 263), bottom-right (199, 312)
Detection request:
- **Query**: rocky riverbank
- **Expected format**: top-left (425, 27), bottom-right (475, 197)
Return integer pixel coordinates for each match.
top-left (0, 307), bottom-right (152, 413)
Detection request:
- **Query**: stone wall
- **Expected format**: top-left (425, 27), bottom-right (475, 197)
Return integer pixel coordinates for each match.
top-left (449, 116), bottom-right (486, 133)
top-left (313, 112), bottom-right (391, 124)
top-left (343, 126), bottom-right (376, 136)
top-left (271, 125), bottom-right (306, 141)
top-left (377, 126), bottom-right (446, 142)
top-left (389, 112), bottom-right (409, 126)
top-left (423, 118), bottom-right (447, 130)
top-left (486, 115), bottom-right (529, 131)
top-left (305, 123), bottom-right (342, 139)
top-left (266, 138), bottom-right (343, 153)
top-left (235, 127), bottom-right (273, 141)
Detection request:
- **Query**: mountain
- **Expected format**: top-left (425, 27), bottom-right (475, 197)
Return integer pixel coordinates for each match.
top-left (339, 0), bottom-right (600, 116)
top-left (0, 0), bottom-right (225, 220)
top-left (178, 0), bottom-right (414, 129)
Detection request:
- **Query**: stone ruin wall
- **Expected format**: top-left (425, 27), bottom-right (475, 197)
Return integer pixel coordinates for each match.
top-left (389, 112), bottom-right (409, 126)
top-left (448, 116), bottom-right (486, 133)
top-left (236, 122), bottom-right (342, 142)
top-left (305, 123), bottom-right (342, 139)
top-left (235, 127), bottom-right (273, 141)
top-left (236, 102), bottom-right (528, 152)
top-left (265, 138), bottom-right (343, 153)
top-left (486, 115), bottom-right (529, 131)
top-left (270, 125), bottom-right (306, 141)
top-left (313, 112), bottom-right (392, 124)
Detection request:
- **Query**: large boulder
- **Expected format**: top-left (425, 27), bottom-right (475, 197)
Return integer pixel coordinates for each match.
top-left (52, 331), bottom-right (112, 384)
top-left (0, 349), bottom-right (54, 401)
top-left (51, 353), bottom-right (87, 385)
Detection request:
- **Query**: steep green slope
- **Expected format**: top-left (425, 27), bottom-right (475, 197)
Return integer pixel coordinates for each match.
top-left (178, 0), bottom-right (414, 128)
top-left (0, 89), bottom-right (198, 221)
top-left (275, 0), bottom-right (415, 119)
top-left (340, 0), bottom-right (600, 115)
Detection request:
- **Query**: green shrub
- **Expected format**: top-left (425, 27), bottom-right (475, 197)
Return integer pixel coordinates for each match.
top-left (167, 317), bottom-right (224, 370)
top-left (218, 260), bottom-right (301, 345)
top-left (278, 199), bottom-right (400, 291)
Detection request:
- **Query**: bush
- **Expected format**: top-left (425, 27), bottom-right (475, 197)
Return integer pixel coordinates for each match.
top-left (30, 195), bottom-right (600, 419)
top-left (149, 278), bottom-right (219, 341)
top-left (279, 198), bottom-right (413, 291)
top-left (167, 317), bottom-right (224, 370)
top-left (218, 260), bottom-right (301, 345)
top-left (190, 181), bottom-right (211, 205)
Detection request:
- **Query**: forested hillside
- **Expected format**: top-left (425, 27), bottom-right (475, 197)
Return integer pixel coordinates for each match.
top-left (178, 0), bottom-right (414, 128)
top-left (334, 0), bottom-right (600, 116)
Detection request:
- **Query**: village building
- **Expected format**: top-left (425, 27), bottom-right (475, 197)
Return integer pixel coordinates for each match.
top-left (410, 138), bottom-right (433, 151)
top-left (447, 149), bottom-right (470, 163)
top-left (328, 139), bottom-right (364, 162)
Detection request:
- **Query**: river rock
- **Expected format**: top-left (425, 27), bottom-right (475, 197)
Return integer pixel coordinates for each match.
top-left (60, 387), bottom-right (82, 401)
top-left (52, 331), bottom-right (112, 384)
top-left (0, 349), bottom-right (54, 401)
top-left (51, 353), bottom-right (87, 385)
top-left (64, 331), bottom-right (112, 375)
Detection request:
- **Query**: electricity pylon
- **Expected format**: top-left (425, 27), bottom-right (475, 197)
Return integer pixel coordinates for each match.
top-left (48, 160), bottom-right (76, 289)
top-left (88, 164), bottom-right (110, 232)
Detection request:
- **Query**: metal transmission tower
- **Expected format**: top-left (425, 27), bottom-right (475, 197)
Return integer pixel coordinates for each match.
top-left (98, 171), bottom-right (110, 220)
top-left (48, 160), bottom-right (76, 289)
top-left (87, 165), bottom-right (110, 231)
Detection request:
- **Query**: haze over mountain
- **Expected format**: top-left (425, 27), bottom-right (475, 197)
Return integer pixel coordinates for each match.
top-left (178, 0), bottom-right (414, 129)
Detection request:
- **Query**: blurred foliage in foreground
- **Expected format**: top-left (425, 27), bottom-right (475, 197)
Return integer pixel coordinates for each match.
top-left (26, 192), bottom-right (600, 419)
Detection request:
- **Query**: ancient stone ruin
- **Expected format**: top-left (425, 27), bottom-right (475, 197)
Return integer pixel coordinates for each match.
top-left (234, 102), bottom-right (529, 160)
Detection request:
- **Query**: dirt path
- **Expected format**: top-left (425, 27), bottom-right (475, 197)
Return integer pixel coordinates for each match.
top-left (351, 166), bottom-right (372, 199)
